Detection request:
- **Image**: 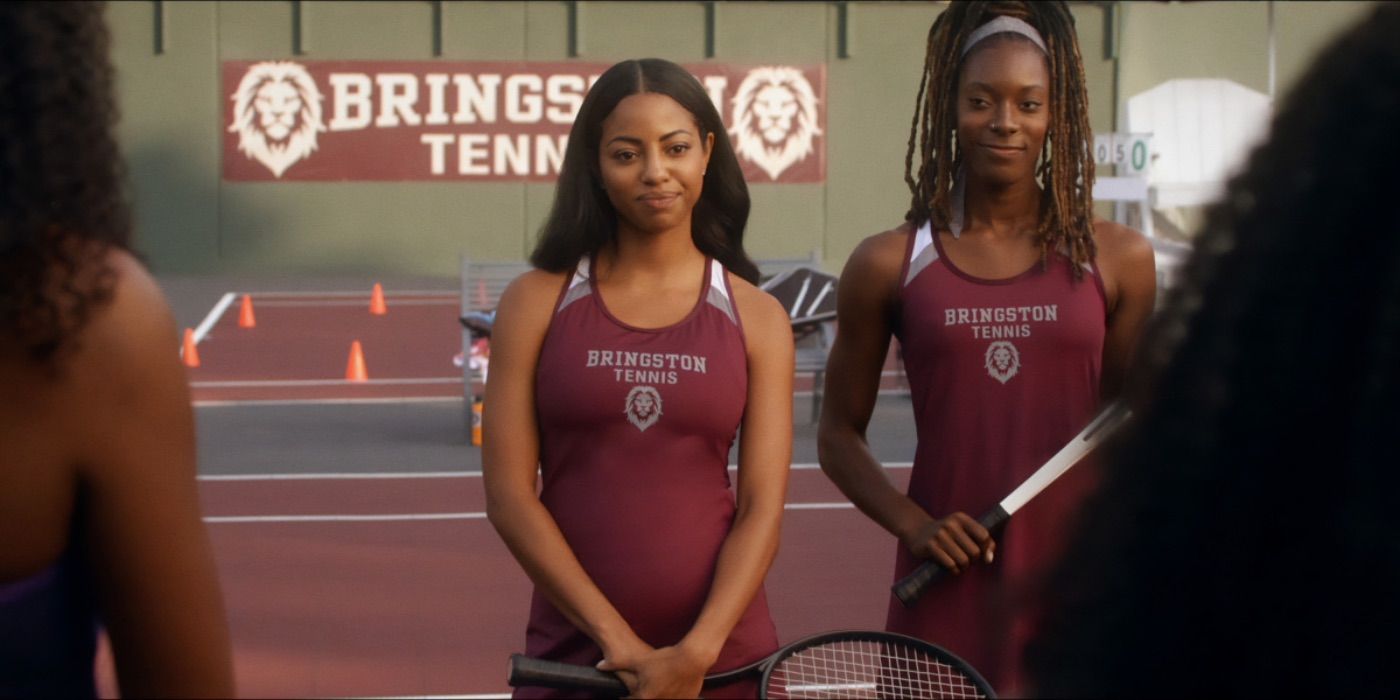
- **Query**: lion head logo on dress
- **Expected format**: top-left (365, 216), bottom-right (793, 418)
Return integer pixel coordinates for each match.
top-left (228, 61), bottom-right (326, 178)
top-left (624, 386), bottom-right (663, 432)
top-left (729, 67), bottom-right (822, 181)
top-left (984, 341), bottom-right (1021, 384)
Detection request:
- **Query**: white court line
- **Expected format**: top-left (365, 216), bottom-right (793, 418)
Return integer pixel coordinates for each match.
top-left (252, 299), bottom-right (458, 308)
top-left (192, 292), bottom-right (237, 345)
top-left (358, 695), bottom-right (508, 700)
top-left (358, 696), bottom-right (508, 700)
top-left (784, 502), bottom-right (857, 510)
top-left (200, 470), bottom-right (482, 481)
top-left (197, 462), bottom-right (914, 481)
top-left (194, 396), bottom-right (464, 408)
top-left (188, 387), bottom-right (908, 407)
top-left (181, 289), bottom-right (454, 355)
top-left (192, 377), bottom-right (461, 388)
top-left (205, 501), bottom-right (857, 524)
top-left (250, 289), bottom-right (456, 298)
top-left (189, 382), bottom-right (902, 396)
top-left (206, 512), bottom-right (489, 523)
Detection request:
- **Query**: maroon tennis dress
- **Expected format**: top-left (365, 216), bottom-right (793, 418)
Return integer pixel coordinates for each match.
top-left (518, 256), bottom-right (778, 699)
top-left (887, 221), bottom-right (1107, 694)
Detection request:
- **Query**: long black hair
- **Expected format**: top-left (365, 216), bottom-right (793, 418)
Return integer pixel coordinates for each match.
top-left (1025, 3), bottom-right (1400, 695)
top-left (530, 58), bottom-right (759, 284)
top-left (0, 2), bottom-right (131, 365)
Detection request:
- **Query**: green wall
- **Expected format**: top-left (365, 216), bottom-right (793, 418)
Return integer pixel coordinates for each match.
top-left (1116, 0), bottom-right (1375, 110)
top-left (105, 1), bottom-right (1376, 276)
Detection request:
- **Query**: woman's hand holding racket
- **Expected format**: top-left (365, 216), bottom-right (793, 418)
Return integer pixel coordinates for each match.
top-left (900, 512), bottom-right (996, 576)
top-left (597, 642), bottom-right (710, 698)
top-left (510, 630), bottom-right (995, 698)
top-left (892, 402), bottom-right (1132, 606)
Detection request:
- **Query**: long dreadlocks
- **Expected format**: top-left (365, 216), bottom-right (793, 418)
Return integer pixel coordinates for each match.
top-left (904, 0), bottom-right (1095, 277)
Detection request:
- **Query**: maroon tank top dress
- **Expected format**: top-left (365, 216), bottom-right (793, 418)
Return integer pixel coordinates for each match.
top-left (518, 256), bottom-right (778, 699)
top-left (887, 221), bottom-right (1107, 694)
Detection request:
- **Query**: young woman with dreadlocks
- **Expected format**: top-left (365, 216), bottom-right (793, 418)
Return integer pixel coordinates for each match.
top-left (817, 1), bottom-right (1155, 692)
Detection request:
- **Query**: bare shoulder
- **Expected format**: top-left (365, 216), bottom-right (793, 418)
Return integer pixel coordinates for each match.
top-left (496, 268), bottom-right (569, 315)
top-left (81, 248), bottom-right (179, 370)
top-left (67, 248), bottom-right (193, 468)
top-left (1092, 219), bottom-right (1157, 312)
top-left (1093, 218), bottom-right (1154, 266)
top-left (845, 222), bottom-right (913, 279)
top-left (490, 267), bottom-right (572, 351)
top-left (834, 221), bottom-right (913, 310)
top-left (728, 273), bottom-right (791, 338)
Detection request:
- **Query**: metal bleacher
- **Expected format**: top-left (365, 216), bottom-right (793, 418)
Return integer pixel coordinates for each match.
top-left (758, 266), bottom-right (839, 424)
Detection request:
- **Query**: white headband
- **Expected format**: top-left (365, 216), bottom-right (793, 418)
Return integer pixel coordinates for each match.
top-left (961, 15), bottom-right (1048, 58)
top-left (946, 16), bottom-right (1050, 240)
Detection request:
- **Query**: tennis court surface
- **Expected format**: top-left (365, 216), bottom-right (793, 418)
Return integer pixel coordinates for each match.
top-left (100, 277), bottom-right (919, 697)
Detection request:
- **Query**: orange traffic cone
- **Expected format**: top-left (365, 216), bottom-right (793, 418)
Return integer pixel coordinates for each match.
top-left (470, 397), bottom-right (484, 447)
top-left (346, 340), bottom-right (369, 381)
top-left (181, 328), bottom-right (200, 368)
top-left (238, 294), bottom-right (256, 328)
top-left (369, 283), bottom-right (387, 316)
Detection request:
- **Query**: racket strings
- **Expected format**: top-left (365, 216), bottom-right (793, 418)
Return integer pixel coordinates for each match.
top-left (765, 639), bottom-right (986, 699)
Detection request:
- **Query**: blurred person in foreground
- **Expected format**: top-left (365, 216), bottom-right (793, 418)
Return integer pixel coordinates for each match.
top-left (1025, 3), bottom-right (1400, 695)
top-left (0, 3), bottom-right (233, 696)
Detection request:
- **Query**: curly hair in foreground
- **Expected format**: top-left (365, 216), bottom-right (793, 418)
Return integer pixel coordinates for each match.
top-left (1025, 4), bottom-right (1400, 695)
top-left (0, 2), bottom-right (131, 365)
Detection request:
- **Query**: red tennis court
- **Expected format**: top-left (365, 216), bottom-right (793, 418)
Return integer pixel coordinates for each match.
top-left (105, 287), bottom-right (917, 697)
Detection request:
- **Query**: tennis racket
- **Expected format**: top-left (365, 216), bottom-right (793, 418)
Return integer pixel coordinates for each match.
top-left (892, 401), bottom-right (1132, 607)
top-left (509, 629), bottom-right (995, 698)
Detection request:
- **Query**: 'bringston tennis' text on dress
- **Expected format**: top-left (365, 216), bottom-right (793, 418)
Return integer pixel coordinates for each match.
top-left (888, 221), bottom-right (1107, 694)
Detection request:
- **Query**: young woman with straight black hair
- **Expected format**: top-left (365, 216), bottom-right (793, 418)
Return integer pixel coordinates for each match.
top-left (484, 58), bottom-right (793, 699)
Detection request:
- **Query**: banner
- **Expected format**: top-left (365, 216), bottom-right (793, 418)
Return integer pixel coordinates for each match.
top-left (221, 60), bottom-right (825, 183)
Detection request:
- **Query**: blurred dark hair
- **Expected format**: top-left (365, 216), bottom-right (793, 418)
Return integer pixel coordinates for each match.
top-left (0, 2), bottom-right (132, 364)
top-left (1025, 3), bottom-right (1400, 695)
top-left (529, 58), bottom-right (759, 284)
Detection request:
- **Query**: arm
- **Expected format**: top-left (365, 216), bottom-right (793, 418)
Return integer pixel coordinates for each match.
top-left (75, 251), bottom-right (234, 697)
top-left (600, 280), bottom-right (795, 698)
top-left (817, 229), bottom-right (992, 574)
top-left (685, 287), bottom-right (792, 657)
top-left (481, 271), bottom-right (652, 675)
top-left (1095, 221), bottom-right (1157, 401)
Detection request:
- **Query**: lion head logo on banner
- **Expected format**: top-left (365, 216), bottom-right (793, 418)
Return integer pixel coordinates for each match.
top-left (729, 67), bottom-right (822, 181)
top-left (624, 386), bottom-right (663, 432)
top-left (228, 62), bottom-right (326, 178)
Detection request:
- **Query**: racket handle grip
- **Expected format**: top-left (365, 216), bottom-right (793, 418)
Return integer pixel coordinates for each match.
top-left (892, 505), bottom-right (1011, 608)
top-left (508, 654), bottom-right (629, 695)
top-left (892, 557), bottom-right (946, 607)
